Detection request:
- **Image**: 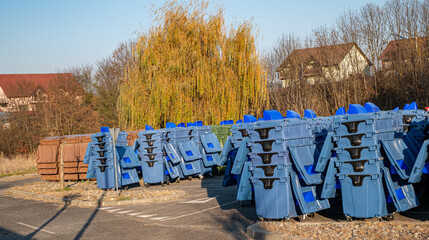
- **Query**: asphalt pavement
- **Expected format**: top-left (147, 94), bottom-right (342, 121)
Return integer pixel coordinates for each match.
top-left (2, 175), bottom-right (428, 240)
top-left (0, 175), bottom-right (256, 240)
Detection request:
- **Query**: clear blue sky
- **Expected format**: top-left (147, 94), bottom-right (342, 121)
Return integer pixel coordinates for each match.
top-left (0, 0), bottom-right (386, 74)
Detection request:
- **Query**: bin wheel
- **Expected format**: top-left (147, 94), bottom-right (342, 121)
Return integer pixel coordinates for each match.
top-left (378, 217), bottom-right (383, 222)
top-left (346, 216), bottom-right (353, 222)
top-left (161, 182), bottom-right (165, 187)
top-left (144, 183), bottom-right (150, 188)
top-left (298, 215), bottom-right (307, 222)
top-left (166, 181), bottom-right (170, 185)
top-left (176, 178), bottom-right (180, 183)
top-left (385, 214), bottom-right (394, 221)
top-left (309, 212), bottom-right (315, 218)
top-left (198, 175), bottom-right (204, 180)
top-left (188, 176), bottom-right (193, 181)
top-left (258, 217), bottom-right (264, 222)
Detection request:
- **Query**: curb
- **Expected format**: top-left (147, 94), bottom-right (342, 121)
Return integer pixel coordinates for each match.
top-left (8, 189), bottom-right (186, 207)
top-left (247, 223), bottom-right (303, 240)
top-left (0, 174), bottom-right (39, 183)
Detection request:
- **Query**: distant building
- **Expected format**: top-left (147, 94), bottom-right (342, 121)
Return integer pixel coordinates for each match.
top-left (0, 73), bottom-right (81, 112)
top-left (276, 42), bottom-right (372, 86)
top-left (379, 36), bottom-right (429, 73)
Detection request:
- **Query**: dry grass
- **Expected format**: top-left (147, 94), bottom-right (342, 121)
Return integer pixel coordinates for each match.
top-left (0, 153), bottom-right (37, 177)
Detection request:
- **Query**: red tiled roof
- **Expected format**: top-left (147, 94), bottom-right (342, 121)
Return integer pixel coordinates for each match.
top-left (379, 36), bottom-right (429, 61)
top-left (276, 42), bottom-right (372, 72)
top-left (0, 73), bottom-right (79, 98)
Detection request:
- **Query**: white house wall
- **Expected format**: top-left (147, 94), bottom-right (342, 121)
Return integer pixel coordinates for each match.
top-left (339, 46), bottom-right (370, 79)
top-left (0, 87), bottom-right (7, 103)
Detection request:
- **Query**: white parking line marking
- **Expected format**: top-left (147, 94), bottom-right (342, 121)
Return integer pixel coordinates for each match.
top-left (137, 214), bottom-right (156, 218)
top-left (106, 208), bottom-right (122, 213)
top-left (160, 200), bottom-right (238, 221)
top-left (150, 216), bottom-right (170, 220)
top-left (182, 195), bottom-right (220, 204)
top-left (16, 222), bottom-right (55, 235)
top-left (127, 212), bottom-right (141, 216)
top-left (99, 207), bottom-right (114, 210)
top-left (116, 210), bottom-right (134, 214)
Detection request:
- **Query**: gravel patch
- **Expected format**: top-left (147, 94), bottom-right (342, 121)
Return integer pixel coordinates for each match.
top-left (259, 221), bottom-right (429, 240)
top-left (10, 180), bottom-right (182, 202)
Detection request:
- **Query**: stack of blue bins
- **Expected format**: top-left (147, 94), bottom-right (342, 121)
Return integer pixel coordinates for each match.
top-left (399, 102), bottom-right (428, 165)
top-left (189, 121), bottom-right (223, 177)
top-left (231, 115), bottom-right (258, 204)
top-left (248, 110), bottom-right (330, 220)
top-left (403, 103), bottom-right (429, 184)
top-left (304, 109), bottom-right (334, 151)
top-left (318, 103), bottom-right (423, 221)
top-left (220, 118), bottom-right (254, 187)
top-left (85, 128), bottom-right (140, 189)
top-left (138, 125), bottom-right (168, 187)
top-left (115, 131), bottom-right (141, 187)
top-left (164, 122), bottom-right (203, 180)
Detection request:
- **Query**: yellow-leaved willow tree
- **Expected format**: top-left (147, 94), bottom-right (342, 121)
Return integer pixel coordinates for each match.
top-left (119, 0), bottom-right (268, 130)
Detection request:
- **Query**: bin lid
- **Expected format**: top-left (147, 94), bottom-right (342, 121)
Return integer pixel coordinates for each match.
top-left (405, 102), bottom-right (417, 110)
top-left (286, 110), bottom-right (300, 119)
top-left (263, 110), bottom-right (283, 120)
top-left (364, 102), bottom-right (380, 113)
top-left (335, 107), bottom-right (346, 115)
top-left (100, 127), bottom-right (110, 133)
top-left (243, 114), bottom-right (257, 123)
top-left (347, 104), bottom-right (367, 115)
top-left (304, 109), bottom-right (317, 118)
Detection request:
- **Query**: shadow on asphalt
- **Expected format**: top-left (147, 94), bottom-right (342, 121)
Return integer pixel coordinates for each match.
top-left (201, 174), bottom-right (257, 239)
top-left (25, 195), bottom-right (74, 239)
top-left (73, 191), bottom-right (105, 240)
top-left (0, 226), bottom-right (26, 239)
